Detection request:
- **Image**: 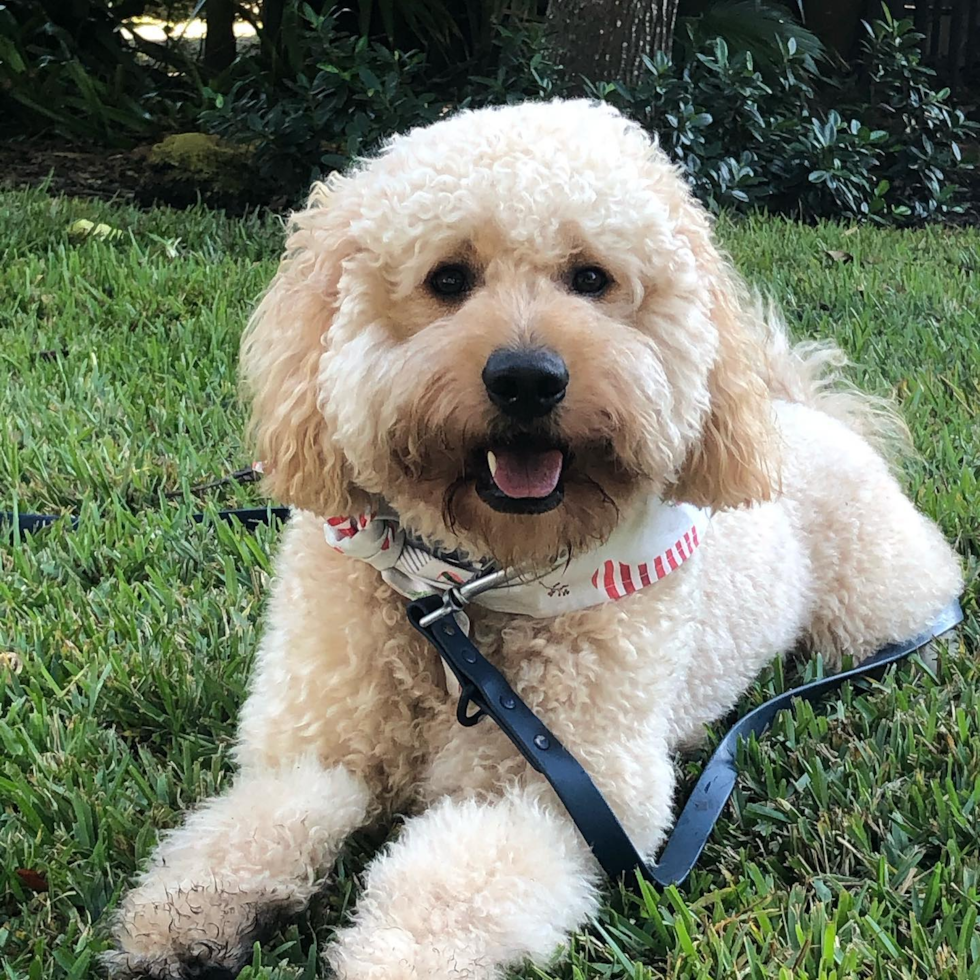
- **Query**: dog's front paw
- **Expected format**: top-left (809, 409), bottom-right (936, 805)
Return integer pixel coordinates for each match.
top-left (328, 926), bottom-right (494, 980)
top-left (103, 879), bottom-right (309, 979)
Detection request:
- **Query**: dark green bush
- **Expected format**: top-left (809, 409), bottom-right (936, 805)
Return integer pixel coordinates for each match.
top-left (859, 9), bottom-right (976, 222)
top-left (199, 5), bottom-right (444, 189)
top-left (0, 0), bottom-right (200, 144)
top-left (675, 0), bottom-right (826, 72)
top-left (586, 36), bottom-right (898, 219)
top-left (194, 5), bottom-right (975, 224)
top-left (583, 10), bottom-right (975, 223)
top-left (460, 22), bottom-right (562, 105)
top-left (199, 10), bottom-right (559, 190)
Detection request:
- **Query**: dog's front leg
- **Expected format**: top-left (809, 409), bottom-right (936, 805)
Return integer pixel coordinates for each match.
top-left (327, 788), bottom-right (601, 980)
top-left (105, 517), bottom-right (429, 979)
top-left (104, 758), bottom-right (372, 980)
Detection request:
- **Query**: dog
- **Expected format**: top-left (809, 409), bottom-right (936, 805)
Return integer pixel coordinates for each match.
top-left (105, 99), bottom-right (962, 980)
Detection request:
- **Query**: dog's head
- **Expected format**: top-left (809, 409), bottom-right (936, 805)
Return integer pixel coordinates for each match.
top-left (243, 100), bottom-right (775, 567)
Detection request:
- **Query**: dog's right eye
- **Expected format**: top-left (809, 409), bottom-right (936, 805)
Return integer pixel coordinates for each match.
top-left (427, 264), bottom-right (472, 299)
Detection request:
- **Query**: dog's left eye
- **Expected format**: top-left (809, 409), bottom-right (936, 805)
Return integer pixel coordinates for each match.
top-left (427, 264), bottom-right (472, 299)
top-left (570, 266), bottom-right (611, 297)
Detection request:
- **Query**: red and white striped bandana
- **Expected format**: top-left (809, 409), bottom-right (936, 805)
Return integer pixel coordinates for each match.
top-left (324, 497), bottom-right (710, 619)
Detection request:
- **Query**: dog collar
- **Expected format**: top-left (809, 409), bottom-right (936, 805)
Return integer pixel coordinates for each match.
top-left (324, 497), bottom-right (710, 619)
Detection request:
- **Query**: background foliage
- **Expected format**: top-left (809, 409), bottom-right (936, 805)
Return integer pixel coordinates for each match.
top-left (0, 1), bottom-right (976, 224)
top-left (0, 0), bottom-right (201, 144)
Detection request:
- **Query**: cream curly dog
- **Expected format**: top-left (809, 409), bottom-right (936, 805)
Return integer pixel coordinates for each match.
top-left (106, 99), bottom-right (961, 979)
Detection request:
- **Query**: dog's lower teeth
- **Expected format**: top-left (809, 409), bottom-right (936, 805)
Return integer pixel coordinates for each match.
top-left (487, 451), bottom-right (497, 477)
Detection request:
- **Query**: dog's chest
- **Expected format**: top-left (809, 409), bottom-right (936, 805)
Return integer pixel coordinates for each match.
top-left (366, 566), bottom-right (695, 804)
top-left (415, 596), bottom-right (676, 737)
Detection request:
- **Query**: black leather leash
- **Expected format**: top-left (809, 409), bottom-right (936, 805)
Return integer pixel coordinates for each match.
top-left (3, 465), bottom-right (277, 538)
top-left (3, 506), bottom-right (289, 537)
top-left (408, 593), bottom-right (964, 888)
top-left (8, 501), bottom-right (965, 887)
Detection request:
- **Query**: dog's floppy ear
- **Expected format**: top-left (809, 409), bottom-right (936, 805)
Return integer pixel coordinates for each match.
top-left (670, 224), bottom-right (777, 511)
top-left (240, 182), bottom-right (368, 516)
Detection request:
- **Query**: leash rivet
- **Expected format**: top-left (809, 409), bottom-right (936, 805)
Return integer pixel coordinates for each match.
top-left (500, 696), bottom-right (516, 709)
top-left (463, 650), bottom-right (477, 664)
top-left (534, 734), bottom-right (550, 750)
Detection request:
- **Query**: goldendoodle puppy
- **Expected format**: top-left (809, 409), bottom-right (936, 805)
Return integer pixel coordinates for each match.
top-left (106, 99), bottom-right (962, 979)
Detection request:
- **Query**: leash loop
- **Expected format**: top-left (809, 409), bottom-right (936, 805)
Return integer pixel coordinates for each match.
top-left (456, 683), bottom-right (488, 726)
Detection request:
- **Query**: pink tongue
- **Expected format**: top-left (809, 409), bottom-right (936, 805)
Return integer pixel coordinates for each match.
top-left (492, 449), bottom-right (563, 499)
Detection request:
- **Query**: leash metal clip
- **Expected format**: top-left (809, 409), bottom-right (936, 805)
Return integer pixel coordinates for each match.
top-left (416, 567), bottom-right (517, 628)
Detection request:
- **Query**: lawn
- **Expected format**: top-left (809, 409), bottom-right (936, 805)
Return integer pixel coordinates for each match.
top-left (1, 186), bottom-right (978, 980)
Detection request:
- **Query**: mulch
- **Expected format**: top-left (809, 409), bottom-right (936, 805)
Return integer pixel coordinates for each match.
top-left (0, 139), bottom-right (148, 203)
top-left (0, 138), bottom-right (291, 213)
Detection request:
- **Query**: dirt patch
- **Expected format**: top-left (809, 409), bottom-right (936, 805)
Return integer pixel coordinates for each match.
top-left (0, 140), bottom-right (146, 203)
top-left (0, 138), bottom-right (292, 213)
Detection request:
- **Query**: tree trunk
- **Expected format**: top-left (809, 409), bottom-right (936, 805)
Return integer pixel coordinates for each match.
top-left (546, 0), bottom-right (681, 89)
top-left (261, 0), bottom-right (285, 42)
top-left (948, 0), bottom-right (970, 93)
top-left (204, 0), bottom-right (236, 76)
top-left (260, 0), bottom-right (286, 70)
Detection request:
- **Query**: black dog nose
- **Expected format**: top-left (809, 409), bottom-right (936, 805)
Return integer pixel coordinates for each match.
top-left (482, 348), bottom-right (569, 420)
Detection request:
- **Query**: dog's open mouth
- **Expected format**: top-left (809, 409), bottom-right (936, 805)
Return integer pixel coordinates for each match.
top-left (475, 438), bottom-right (567, 514)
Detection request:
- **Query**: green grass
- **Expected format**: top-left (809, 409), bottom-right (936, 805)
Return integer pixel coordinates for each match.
top-left (1, 186), bottom-right (978, 980)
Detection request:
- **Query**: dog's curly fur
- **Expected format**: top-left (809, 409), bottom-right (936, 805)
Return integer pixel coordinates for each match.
top-left (105, 100), bottom-right (962, 980)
